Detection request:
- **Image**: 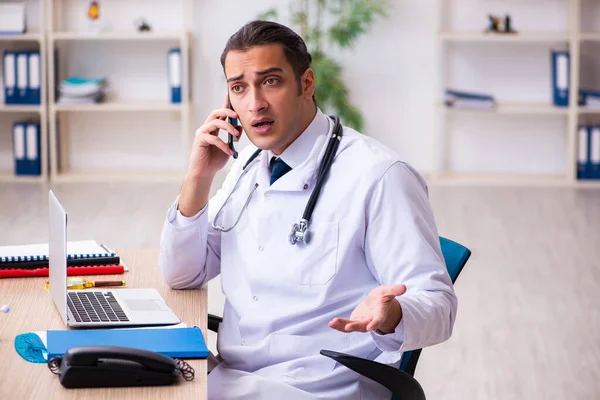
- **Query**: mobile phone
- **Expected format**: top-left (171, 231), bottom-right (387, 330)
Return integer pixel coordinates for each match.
top-left (227, 96), bottom-right (239, 159)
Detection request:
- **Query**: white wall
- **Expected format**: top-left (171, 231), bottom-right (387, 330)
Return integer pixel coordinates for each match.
top-left (2, 0), bottom-right (599, 176)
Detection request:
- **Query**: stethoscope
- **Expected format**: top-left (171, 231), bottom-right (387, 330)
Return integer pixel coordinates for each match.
top-left (212, 115), bottom-right (343, 245)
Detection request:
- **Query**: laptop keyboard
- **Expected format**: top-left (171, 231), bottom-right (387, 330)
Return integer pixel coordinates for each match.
top-left (67, 291), bottom-right (129, 323)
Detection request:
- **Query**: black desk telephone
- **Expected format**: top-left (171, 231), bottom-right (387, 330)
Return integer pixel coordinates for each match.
top-left (47, 346), bottom-right (194, 388)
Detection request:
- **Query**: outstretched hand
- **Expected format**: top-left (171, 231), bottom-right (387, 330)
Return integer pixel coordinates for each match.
top-left (329, 284), bottom-right (406, 334)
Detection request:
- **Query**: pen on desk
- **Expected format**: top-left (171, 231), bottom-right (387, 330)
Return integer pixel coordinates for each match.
top-left (68, 280), bottom-right (126, 290)
top-left (45, 279), bottom-right (127, 290)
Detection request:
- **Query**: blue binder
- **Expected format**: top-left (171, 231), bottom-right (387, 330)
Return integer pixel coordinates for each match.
top-left (24, 122), bottom-right (41, 175)
top-left (27, 51), bottom-right (41, 105)
top-left (3, 51), bottom-right (17, 104)
top-left (46, 326), bottom-right (209, 359)
top-left (168, 48), bottom-right (182, 103)
top-left (590, 126), bottom-right (600, 180)
top-left (12, 122), bottom-right (26, 175)
top-left (551, 51), bottom-right (569, 107)
top-left (15, 51), bottom-right (28, 104)
top-left (577, 126), bottom-right (589, 180)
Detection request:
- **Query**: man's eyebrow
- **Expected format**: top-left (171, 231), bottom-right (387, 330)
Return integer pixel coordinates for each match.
top-left (227, 74), bottom-right (243, 83)
top-left (226, 67), bottom-right (284, 83)
top-left (256, 67), bottom-right (284, 76)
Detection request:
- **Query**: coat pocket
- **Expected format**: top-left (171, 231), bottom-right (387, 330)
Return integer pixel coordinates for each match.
top-left (289, 220), bottom-right (339, 285)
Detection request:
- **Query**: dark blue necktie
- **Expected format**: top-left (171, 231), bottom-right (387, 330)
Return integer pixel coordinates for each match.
top-left (270, 157), bottom-right (292, 185)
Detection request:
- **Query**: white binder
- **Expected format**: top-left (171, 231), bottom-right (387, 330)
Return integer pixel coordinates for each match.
top-left (168, 48), bottom-right (182, 103)
top-left (591, 127), bottom-right (600, 179)
top-left (3, 52), bottom-right (16, 103)
top-left (13, 123), bottom-right (25, 175)
top-left (28, 52), bottom-right (41, 104)
top-left (578, 126), bottom-right (589, 179)
top-left (16, 52), bottom-right (28, 103)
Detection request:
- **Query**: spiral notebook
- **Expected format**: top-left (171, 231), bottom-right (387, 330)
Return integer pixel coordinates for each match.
top-left (0, 240), bottom-right (119, 270)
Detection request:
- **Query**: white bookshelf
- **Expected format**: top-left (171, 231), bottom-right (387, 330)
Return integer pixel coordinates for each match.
top-left (0, 33), bottom-right (43, 42)
top-left (47, 0), bottom-right (193, 182)
top-left (0, 104), bottom-right (44, 112)
top-left (51, 101), bottom-right (187, 112)
top-left (580, 32), bottom-right (600, 41)
top-left (0, 1), bottom-right (48, 183)
top-left (439, 31), bottom-right (569, 43)
top-left (434, 0), bottom-right (600, 187)
top-left (440, 102), bottom-right (569, 115)
top-left (51, 170), bottom-right (185, 183)
top-left (51, 31), bottom-right (186, 41)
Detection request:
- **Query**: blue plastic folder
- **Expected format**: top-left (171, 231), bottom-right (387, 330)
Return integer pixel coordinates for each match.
top-left (46, 327), bottom-right (209, 359)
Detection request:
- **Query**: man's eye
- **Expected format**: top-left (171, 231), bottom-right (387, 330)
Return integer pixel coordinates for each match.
top-left (265, 78), bottom-right (279, 85)
top-left (231, 85), bottom-right (243, 93)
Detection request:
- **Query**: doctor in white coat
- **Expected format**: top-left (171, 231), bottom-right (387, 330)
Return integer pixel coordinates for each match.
top-left (160, 20), bottom-right (457, 400)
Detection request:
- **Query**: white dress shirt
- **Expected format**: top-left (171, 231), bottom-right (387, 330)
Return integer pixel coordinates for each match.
top-left (160, 108), bottom-right (457, 400)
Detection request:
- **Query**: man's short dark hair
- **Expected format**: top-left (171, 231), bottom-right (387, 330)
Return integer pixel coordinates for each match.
top-left (220, 20), bottom-right (312, 96)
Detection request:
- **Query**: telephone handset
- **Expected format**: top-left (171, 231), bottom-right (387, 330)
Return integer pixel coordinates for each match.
top-left (48, 345), bottom-right (194, 388)
top-left (227, 96), bottom-right (239, 159)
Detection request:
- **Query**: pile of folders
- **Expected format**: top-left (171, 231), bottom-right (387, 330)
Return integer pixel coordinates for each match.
top-left (0, 241), bottom-right (125, 278)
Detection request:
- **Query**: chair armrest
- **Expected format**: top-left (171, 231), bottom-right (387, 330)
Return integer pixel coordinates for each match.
top-left (320, 350), bottom-right (426, 400)
top-left (208, 313), bottom-right (223, 333)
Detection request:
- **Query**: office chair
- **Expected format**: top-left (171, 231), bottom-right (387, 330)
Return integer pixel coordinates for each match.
top-left (207, 236), bottom-right (471, 400)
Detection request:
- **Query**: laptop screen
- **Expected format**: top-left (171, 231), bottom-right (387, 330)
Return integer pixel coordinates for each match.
top-left (49, 190), bottom-right (68, 324)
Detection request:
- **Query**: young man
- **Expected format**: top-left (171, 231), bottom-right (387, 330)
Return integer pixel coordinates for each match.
top-left (160, 20), bottom-right (457, 399)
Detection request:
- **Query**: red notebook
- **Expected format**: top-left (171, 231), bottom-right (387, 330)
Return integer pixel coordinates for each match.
top-left (0, 265), bottom-right (125, 278)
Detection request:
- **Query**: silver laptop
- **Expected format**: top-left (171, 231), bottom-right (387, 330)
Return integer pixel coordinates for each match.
top-left (49, 190), bottom-right (180, 328)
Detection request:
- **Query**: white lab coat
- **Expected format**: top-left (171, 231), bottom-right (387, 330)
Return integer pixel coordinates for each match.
top-left (159, 109), bottom-right (457, 400)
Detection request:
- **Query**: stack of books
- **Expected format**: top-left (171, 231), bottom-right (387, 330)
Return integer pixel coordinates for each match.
top-left (0, 240), bottom-right (125, 278)
top-left (445, 89), bottom-right (496, 109)
top-left (57, 76), bottom-right (106, 104)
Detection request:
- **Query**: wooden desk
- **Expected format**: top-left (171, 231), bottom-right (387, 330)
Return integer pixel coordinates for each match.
top-left (0, 249), bottom-right (208, 400)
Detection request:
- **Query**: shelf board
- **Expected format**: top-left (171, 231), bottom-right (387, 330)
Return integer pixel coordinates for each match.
top-left (580, 32), bottom-right (600, 42)
top-left (441, 102), bottom-right (569, 115)
top-left (429, 173), bottom-right (600, 188)
top-left (578, 106), bottom-right (600, 115)
top-left (0, 104), bottom-right (43, 113)
top-left (51, 32), bottom-right (185, 41)
top-left (431, 173), bottom-right (569, 187)
top-left (0, 33), bottom-right (42, 42)
top-left (52, 101), bottom-right (186, 112)
top-left (51, 170), bottom-right (185, 183)
top-left (0, 172), bottom-right (45, 183)
top-left (439, 32), bottom-right (569, 43)
top-left (574, 180), bottom-right (600, 188)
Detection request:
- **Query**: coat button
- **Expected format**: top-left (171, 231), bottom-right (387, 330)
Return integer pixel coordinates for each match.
top-left (253, 296), bottom-right (258, 302)
top-left (303, 184), bottom-right (309, 190)
top-left (258, 246), bottom-right (264, 251)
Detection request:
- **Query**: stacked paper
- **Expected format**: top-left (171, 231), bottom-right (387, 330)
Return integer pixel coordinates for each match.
top-left (445, 89), bottom-right (496, 109)
top-left (58, 76), bottom-right (106, 104)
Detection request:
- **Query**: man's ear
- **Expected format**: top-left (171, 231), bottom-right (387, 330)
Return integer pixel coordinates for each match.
top-left (301, 68), bottom-right (316, 99)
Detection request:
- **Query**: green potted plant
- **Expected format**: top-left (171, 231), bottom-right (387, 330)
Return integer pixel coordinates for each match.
top-left (260, 0), bottom-right (388, 132)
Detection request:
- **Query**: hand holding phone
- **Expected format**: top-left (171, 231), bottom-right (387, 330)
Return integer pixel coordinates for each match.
top-left (227, 97), bottom-right (239, 159)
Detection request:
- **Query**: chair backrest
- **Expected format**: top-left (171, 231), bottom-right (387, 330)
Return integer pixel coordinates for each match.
top-left (398, 236), bottom-right (471, 376)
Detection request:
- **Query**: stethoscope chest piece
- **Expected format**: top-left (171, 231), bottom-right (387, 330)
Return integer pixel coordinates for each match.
top-left (289, 219), bottom-right (311, 245)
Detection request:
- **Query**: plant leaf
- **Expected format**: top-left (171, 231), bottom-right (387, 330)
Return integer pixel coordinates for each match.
top-left (312, 51), bottom-right (364, 131)
top-left (328, 0), bottom-right (388, 49)
top-left (258, 8), bottom-right (279, 21)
